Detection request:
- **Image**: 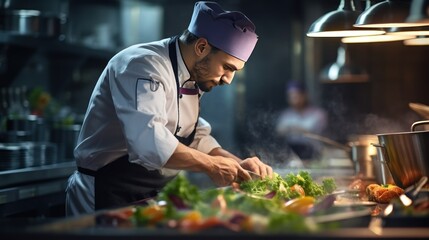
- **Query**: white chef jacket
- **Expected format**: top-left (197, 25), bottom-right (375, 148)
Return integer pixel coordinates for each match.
top-left (66, 37), bottom-right (221, 216)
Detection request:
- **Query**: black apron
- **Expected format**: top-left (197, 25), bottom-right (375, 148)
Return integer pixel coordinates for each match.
top-left (77, 36), bottom-right (199, 210)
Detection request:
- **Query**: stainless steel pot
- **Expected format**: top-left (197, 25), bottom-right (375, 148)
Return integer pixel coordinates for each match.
top-left (371, 150), bottom-right (394, 185)
top-left (1, 9), bottom-right (67, 39)
top-left (5, 115), bottom-right (48, 142)
top-left (50, 124), bottom-right (80, 162)
top-left (300, 131), bottom-right (378, 177)
top-left (40, 12), bottom-right (67, 39)
top-left (374, 120), bottom-right (429, 188)
top-left (1, 9), bottom-right (41, 35)
top-left (348, 135), bottom-right (378, 179)
top-left (0, 142), bottom-right (58, 169)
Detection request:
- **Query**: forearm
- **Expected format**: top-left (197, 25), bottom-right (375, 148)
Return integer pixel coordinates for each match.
top-left (164, 143), bottom-right (252, 186)
top-left (209, 147), bottom-right (242, 163)
top-left (164, 143), bottom-right (213, 172)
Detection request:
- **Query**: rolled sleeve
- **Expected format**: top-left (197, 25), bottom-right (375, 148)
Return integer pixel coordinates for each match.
top-left (190, 117), bottom-right (221, 154)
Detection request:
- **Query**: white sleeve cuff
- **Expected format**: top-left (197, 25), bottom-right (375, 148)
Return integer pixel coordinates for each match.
top-left (193, 134), bottom-right (221, 154)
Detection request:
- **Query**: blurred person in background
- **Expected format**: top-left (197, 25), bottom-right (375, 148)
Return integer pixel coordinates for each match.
top-left (275, 81), bottom-right (328, 161)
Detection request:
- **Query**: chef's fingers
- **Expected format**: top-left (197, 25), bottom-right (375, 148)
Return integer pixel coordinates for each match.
top-left (258, 164), bottom-right (267, 179)
top-left (251, 157), bottom-right (271, 179)
top-left (266, 165), bottom-right (274, 178)
top-left (237, 166), bottom-right (252, 182)
top-left (240, 156), bottom-right (267, 178)
top-left (261, 164), bottom-right (273, 179)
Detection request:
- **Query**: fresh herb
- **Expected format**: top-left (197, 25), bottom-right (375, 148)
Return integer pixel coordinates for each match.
top-left (157, 174), bottom-right (201, 218)
top-left (157, 174), bottom-right (201, 206)
top-left (240, 171), bottom-right (336, 200)
top-left (268, 212), bottom-right (317, 233)
top-left (322, 177), bottom-right (337, 194)
top-left (132, 171), bottom-right (337, 233)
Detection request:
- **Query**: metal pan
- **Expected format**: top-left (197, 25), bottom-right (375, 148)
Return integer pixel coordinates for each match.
top-left (374, 120), bottom-right (429, 188)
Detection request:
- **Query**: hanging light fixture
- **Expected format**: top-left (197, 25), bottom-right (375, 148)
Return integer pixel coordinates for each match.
top-left (307, 0), bottom-right (384, 37)
top-left (342, 0), bottom-right (415, 43)
top-left (355, 0), bottom-right (429, 28)
top-left (342, 34), bottom-right (414, 43)
top-left (320, 44), bottom-right (369, 83)
top-left (386, 0), bottom-right (429, 36)
top-left (403, 36), bottom-right (429, 45)
top-left (402, 1), bottom-right (429, 45)
top-left (387, 26), bottom-right (429, 35)
top-left (406, 0), bottom-right (429, 23)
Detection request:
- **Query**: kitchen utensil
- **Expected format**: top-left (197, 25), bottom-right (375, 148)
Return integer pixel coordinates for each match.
top-left (1, 9), bottom-right (67, 39)
top-left (310, 208), bottom-right (371, 224)
top-left (1, 9), bottom-right (41, 35)
top-left (383, 176), bottom-right (428, 216)
top-left (399, 176), bottom-right (427, 206)
top-left (50, 124), bottom-right (80, 161)
top-left (0, 141), bottom-right (58, 169)
top-left (299, 131), bottom-right (351, 152)
top-left (299, 130), bottom-right (378, 177)
top-left (247, 170), bottom-right (262, 180)
top-left (348, 135), bottom-right (378, 178)
top-left (350, 142), bottom-right (376, 178)
top-left (40, 12), bottom-right (67, 39)
top-left (409, 102), bottom-right (429, 120)
top-left (234, 170), bottom-right (262, 183)
top-left (371, 154), bottom-right (394, 185)
top-left (0, 144), bottom-right (22, 170)
top-left (374, 120), bottom-right (429, 188)
top-left (5, 114), bottom-right (48, 142)
top-left (309, 193), bottom-right (337, 214)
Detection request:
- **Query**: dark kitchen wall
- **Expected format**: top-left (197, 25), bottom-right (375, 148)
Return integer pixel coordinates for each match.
top-left (318, 40), bottom-right (429, 142)
top-left (161, 0), bottom-right (429, 154)
top-left (235, 1), bottom-right (299, 157)
top-left (163, 0), bottom-right (308, 156)
top-left (2, 0), bottom-right (429, 157)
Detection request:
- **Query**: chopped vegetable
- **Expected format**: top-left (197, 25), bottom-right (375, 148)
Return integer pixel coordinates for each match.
top-left (157, 174), bottom-right (201, 218)
top-left (283, 196), bottom-right (316, 215)
top-left (129, 171), bottom-right (337, 233)
top-left (157, 174), bottom-right (201, 206)
top-left (267, 211), bottom-right (317, 233)
top-left (133, 205), bottom-right (165, 226)
top-left (240, 171), bottom-right (336, 200)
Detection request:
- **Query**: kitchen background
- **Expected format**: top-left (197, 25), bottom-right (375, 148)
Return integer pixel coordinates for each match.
top-left (0, 0), bottom-right (428, 217)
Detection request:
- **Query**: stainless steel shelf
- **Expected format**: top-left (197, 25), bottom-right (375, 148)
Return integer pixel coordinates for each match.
top-left (0, 179), bottom-right (67, 205)
top-left (0, 32), bottom-right (116, 60)
top-left (0, 161), bottom-right (76, 188)
top-left (0, 161), bottom-right (76, 216)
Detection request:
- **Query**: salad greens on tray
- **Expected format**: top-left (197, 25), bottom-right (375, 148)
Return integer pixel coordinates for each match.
top-left (124, 171), bottom-right (337, 233)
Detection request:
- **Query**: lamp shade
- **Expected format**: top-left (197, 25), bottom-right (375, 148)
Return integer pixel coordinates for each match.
top-left (342, 34), bottom-right (414, 43)
top-left (407, 0), bottom-right (429, 23)
top-left (355, 0), bottom-right (429, 28)
top-left (307, 0), bottom-right (384, 37)
top-left (404, 36), bottom-right (429, 45)
top-left (320, 45), bottom-right (369, 83)
top-left (387, 26), bottom-right (429, 35)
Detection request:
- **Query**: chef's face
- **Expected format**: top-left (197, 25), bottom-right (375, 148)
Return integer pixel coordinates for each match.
top-left (191, 46), bottom-right (245, 92)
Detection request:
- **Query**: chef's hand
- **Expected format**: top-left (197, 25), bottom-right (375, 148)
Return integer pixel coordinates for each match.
top-left (240, 157), bottom-right (273, 179)
top-left (206, 156), bottom-right (252, 186)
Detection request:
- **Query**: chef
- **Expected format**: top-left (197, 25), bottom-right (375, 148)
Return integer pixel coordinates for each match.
top-left (66, 1), bottom-right (273, 216)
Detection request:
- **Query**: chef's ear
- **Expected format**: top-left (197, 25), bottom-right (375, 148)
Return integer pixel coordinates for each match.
top-left (195, 38), bottom-right (210, 56)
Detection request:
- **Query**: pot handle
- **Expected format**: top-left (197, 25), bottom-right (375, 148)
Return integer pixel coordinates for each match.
top-left (411, 120), bottom-right (429, 132)
top-left (371, 143), bottom-right (389, 164)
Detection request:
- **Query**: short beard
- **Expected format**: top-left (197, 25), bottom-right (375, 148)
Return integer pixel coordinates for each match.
top-left (191, 56), bottom-right (213, 92)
